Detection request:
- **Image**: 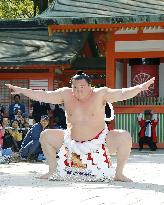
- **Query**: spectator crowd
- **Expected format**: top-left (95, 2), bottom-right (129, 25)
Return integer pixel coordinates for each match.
top-left (0, 94), bottom-right (66, 162)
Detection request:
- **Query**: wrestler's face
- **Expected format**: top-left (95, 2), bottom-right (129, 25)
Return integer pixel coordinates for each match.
top-left (72, 79), bottom-right (92, 100)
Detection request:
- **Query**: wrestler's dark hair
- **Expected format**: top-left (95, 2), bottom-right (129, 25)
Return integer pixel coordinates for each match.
top-left (70, 71), bottom-right (92, 85)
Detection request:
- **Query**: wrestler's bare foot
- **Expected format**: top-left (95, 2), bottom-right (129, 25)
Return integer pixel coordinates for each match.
top-left (114, 174), bottom-right (133, 182)
top-left (38, 173), bottom-right (50, 180)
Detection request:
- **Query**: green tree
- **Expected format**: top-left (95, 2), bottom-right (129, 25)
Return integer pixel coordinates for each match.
top-left (0, 0), bottom-right (34, 19)
top-left (0, 0), bottom-right (53, 19)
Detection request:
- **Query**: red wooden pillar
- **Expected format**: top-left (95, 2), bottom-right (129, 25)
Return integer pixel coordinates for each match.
top-left (106, 33), bottom-right (116, 88)
top-left (106, 33), bottom-right (116, 129)
top-left (48, 67), bottom-right (54, 91)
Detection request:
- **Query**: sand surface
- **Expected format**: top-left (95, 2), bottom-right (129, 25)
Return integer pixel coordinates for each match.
top-left (0, 150), bottom-right (164, 205)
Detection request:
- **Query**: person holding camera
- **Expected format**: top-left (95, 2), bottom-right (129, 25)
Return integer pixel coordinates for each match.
top-left (138, 110), bottom-right (158, 151)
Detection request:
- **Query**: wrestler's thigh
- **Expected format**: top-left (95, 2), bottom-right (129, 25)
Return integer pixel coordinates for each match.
top-left (106, 129), bottom-right (132, 154)
top-left (40, 129), bottom-right (64, 150)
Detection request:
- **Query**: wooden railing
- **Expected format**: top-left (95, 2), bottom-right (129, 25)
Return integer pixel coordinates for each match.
top-left (115, 97), bottom-right (164, 106)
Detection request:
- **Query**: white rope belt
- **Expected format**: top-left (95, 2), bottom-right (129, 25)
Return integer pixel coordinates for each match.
top-left (64, 124), bottom-right (109, 155)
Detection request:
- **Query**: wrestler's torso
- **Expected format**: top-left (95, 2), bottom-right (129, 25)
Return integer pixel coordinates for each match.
top-left (62, 88), bottom-right (107, 141)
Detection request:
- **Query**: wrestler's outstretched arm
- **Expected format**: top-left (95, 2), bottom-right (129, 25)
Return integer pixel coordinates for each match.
top-left (5, 84), bottom-right (65, 104)
top-left (103, 77), bottom-right (155, 103)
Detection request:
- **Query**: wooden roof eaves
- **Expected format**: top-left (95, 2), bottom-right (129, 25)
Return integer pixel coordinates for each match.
top-left (48, 21), bottom-right (164, 34)
top-left (0, 13), bottom-right (163, 29)
top-left (37, 13), bottom-right (164, 25)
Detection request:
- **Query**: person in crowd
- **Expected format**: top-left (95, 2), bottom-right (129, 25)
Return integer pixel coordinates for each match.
top-left (0, 121), bottom-right (3, 146)
top-left (53, 104), bottom-right (67, 129)
top-left (138, 110), bottom-right (158, 151)
top-left (31, 100), bottom-right (51, 123)
top-left (23, 114), bottom-right (29, 123)
top-left (14, 109), bottom-right (25, 128)
top-left (6, 73), bottom-right (155, 181)
top-left (0, 104), bottom-right (5, 123)
top-left (20, 115), bottom-right (49, 161)
top-left (2, 118), bottom-right (10, 138)
top-left (48, 110), bottom-right (62, 129)
top-left (3, 127), bottom-right (19, 152)
top-left (9, 120), bottom-right (23, 150)
top-left (22, 121), bottom-right (30, 138)
top-left (3, 118), bottom-right (10, 128)
top-left (9, 94), bottom-right (25, 121)
top-left (1, 118), bottom-right (17, 152)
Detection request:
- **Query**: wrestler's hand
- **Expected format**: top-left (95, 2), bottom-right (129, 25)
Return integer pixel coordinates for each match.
top-left (5, 84), bottom-right (22, 95)
top-left (139, 77), bottom-right (155, 91)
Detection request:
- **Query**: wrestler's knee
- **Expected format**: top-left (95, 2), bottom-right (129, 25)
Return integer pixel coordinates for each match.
top-left (119, 130), bottom-right (132, 147)
top-left (109, 129), bottom-right (132, 146)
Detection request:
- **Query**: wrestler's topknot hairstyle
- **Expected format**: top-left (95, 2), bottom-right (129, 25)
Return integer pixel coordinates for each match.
top-left (70, 71), bottom-right (92, 85)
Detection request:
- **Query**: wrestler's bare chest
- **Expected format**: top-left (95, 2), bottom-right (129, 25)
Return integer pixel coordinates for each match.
top-left (65, 92), bottom-right (104, 121)
top-left (63, 91), bottom-right (106, 140)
